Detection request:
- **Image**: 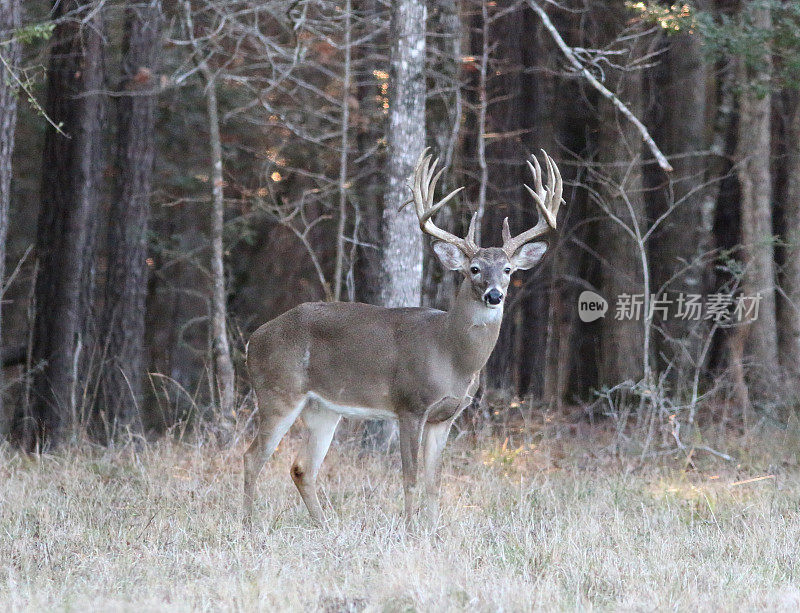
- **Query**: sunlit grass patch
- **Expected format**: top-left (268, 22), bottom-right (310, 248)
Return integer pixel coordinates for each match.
top-left (1, 429), bottom-right (799, 611)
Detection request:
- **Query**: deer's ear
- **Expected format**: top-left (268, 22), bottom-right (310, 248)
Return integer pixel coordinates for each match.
top-left (511, 241), bottom-right (547, 270)
top-left (433, 241), bottom-right (468, 271)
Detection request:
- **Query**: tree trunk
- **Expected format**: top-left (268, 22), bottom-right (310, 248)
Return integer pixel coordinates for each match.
top-left (379, 0), bottom-right (426, 308)
top-left (779, 92), bottom-right (800, 386)
top-left (352, 0), bottom-right (385, 307)
top-left (0, 0), bottom-right (20, 437)
top-left (205, 79), bottom-right (236, 415)
top-left (597, 18), bottom-right (647, 388)
top-left (654, 24), bottom-right (711, 390)
top-left (98, 0), bottom-right (163, 432)
top-left (30, 0), bottom-right (106, 448)
top-left (736, 3), bottom-right (778, 396)
top-left (523, 7), bottom-right (560, 402)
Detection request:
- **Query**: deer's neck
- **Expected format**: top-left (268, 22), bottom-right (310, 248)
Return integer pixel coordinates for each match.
top-left (444, 279), bottom-right (504, 375)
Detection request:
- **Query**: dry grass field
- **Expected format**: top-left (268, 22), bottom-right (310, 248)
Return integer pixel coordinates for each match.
top-left (2, 419), bottom-right (800, 611)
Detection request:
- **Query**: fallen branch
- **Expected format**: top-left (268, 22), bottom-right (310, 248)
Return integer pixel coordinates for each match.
top-left (695, 445), bottom-right (735, 462)
top-left (526, 0), bottom-right (673, 172)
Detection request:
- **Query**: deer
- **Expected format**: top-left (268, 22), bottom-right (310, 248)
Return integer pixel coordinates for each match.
top-left (243, 148), bottom-right (563, 527)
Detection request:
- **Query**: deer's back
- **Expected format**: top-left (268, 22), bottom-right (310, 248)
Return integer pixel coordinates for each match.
top-left (246, 302), bottom-right (449, 412)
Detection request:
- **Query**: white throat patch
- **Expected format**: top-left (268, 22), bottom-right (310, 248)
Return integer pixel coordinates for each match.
top-left (472, 305), bottom-right (504, 326)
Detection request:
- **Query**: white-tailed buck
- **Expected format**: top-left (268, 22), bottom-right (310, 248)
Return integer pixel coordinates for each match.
top-left (244, 149), bottom-right (563, 525)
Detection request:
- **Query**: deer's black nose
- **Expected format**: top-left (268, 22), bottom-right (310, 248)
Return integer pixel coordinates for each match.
top-left (485, 288), bottom-right (503, 305)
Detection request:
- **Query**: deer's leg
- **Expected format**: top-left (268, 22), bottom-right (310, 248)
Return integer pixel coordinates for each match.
top-left (421, 420), bottom-right (452, 526)
top-left (291, 403), bottom-right (340, 525)
top-left (398, 414), bottom-right (425, 521)
top-left (243, 392), bottom-right (305, 527)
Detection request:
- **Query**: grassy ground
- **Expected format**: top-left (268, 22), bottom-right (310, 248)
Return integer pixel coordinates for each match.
top-left (1, 420), bottom-right (800, 611)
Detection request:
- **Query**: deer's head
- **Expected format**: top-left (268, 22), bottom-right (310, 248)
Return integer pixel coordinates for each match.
top-left (410, 149), bottom-right (564, 309)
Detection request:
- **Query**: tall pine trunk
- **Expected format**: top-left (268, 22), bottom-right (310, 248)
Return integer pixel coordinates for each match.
top-left (736, 3), bottom-right (778, 396)
top-left (654, 24), bottom-right (711, 389)
top-left (0, 0), bottom-right (20, 436)
top-left (597, 12), bottom-right (647, 388)
top-left (351, 1), bottom-right (383, 306)
top-left (30, 0), bottom-right (105, 448)
top-left (779, 92), bottom-right (800, 387)
top-left (524, 7), bottom-right (560, 401)
top-left (98, 0), bottom-right (163, 432)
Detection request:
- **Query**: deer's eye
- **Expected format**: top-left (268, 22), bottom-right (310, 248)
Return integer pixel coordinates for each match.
top-left (470, 266), bottom-right (480, 275)
top-left (503, 267), bottom-right (512, 274)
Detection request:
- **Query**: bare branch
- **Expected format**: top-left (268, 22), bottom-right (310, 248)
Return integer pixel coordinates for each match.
top-left (526, 0), bottom-right (673, 172)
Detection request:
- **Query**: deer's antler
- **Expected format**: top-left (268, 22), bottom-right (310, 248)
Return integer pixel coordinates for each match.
top-left (502, 150), bottom-right (563, 258)
top-left (410, 149), bottom-right (478, 257)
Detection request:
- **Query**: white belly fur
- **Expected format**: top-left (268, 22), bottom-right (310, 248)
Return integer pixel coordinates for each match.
top-left (306, 391), bottom-right (397, 421)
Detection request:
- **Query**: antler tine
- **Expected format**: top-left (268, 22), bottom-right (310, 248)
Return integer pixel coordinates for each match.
top-left (427, 156), bottom-right (440, 190)
top-left (544, 151), bottom-right (555, 203)
top-left (410, 149), bottom-right (472, 255)
top-left (411, 152), bottom-right (426, 219)
top-left (421, 155), bottom-right (435, 202)
top-left (503, 150), bottom-right (564, 257)
top-left (428, 165), bottom-right (446, 205)
top-left (465, 212), bottom-right (479, 253)
top-left (418, 192), bottom-right (455, 226)
top-left (547, 149), bottom-right (564, 210)
top-left (416, 151), bottom-right (433, 206)
top-left (502, 217), bottom-right (511, 244)
top-left (541, 149), bottom-right (565, 222)
top-left (529, 154), bottom-right (545, 204)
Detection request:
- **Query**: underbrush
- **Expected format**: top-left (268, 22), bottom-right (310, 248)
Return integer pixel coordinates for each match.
top-left (1, 417), bottom-right (799, 611)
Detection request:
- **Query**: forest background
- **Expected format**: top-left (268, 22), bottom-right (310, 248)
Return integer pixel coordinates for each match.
top-left (1, 0), bottom-right (799, 454)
